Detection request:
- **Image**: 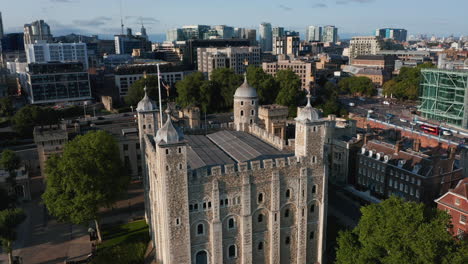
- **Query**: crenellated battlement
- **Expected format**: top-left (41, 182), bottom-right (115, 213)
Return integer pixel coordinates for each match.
top-left (189, 155), bottom-right (304, 179)
top-left (248, 123), bottom-right (286, 150)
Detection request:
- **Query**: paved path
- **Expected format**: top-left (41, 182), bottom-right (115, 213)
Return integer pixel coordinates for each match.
top-left (0, 200), bottom-right (90, 264)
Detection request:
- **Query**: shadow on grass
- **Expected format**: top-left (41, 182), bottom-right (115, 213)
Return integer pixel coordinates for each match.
top-left (99, 220), bottom-right (150, 250)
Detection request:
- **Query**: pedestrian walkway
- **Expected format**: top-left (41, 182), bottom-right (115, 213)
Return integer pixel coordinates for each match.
top-left (0, 200), bottom-right (91, 264)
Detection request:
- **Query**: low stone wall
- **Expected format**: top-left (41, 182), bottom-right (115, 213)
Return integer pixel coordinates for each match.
top-left (248, 124), bottom-right (285, 150)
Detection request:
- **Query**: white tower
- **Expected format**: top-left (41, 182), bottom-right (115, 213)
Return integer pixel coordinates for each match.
top-left (233, 75), bottom-right (258, 131)
top-left (136, 87), bottom-right (159, 227)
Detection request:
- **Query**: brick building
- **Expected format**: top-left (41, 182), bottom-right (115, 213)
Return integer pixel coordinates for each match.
top-left (351, 55), bottom-right (396, 72)
top-left (435, 178), bottom-right (468, 239)
top-left (262, 59), bottom-right (315, 91)
top-left (355, 138), bottom-right (463, 204)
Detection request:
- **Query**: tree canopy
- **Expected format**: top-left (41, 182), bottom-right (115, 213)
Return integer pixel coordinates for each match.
top-left (246, 66), bottom-right (279, 105)
top-left (0, 149), bottom-right (20, 186)
top-left (275, 69), bottom-right (305, 117)
top-left (12, 105), bottom-right (59, 137)
top-left (335, 196), bottom-right (468, 264)
top-left (210, 68), bottom-right (244, 110)
top-left (125, 75), bottom-right (164, 106)
top-left (0, 97), bottom-right (14, 117)
top-left (176, 71), bottom-right (207, 109)
top-left (338, 76), bottom-right (376, 97)
top-left (383, 62), bottom-right (436, 100)
top-left (42, 130), bottom-right (130, 241)
top-left (0, 208), bottom-right (26, 264)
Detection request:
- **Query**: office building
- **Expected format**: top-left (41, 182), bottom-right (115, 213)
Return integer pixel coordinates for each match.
top-left (351, 55), bottom-right (396, 72)
top-left (263, 59), bottom-right (314, 90)
top-left (138, 79), bottom-right (333, 264)
top-left (115, 30), bottom-right (151, 55)
top-left (213, 25), bottom-right (234, 39)
top-left (285, 30), bottom-right (299, 37)
top-left (166, 28), bottom-right (184, 42)
top-left (24, 62), bottom-right (91, 104)
top-left (356, 139), bottom-right (462, 204)
top-left (23, 20), bottom-right (53, 45)
top-left (198, 46), bottom-right (261, 78)
top-left (376, 28), bottom-right (407, 42)
top-left (235, 28), bottom-right (257, 45)
top-left (25, 42), bottom-right (89, 69)
top-left (185, 39), bottom-right (251, 68)
top-left (272, 27), bottom-right (284, 39)
top-left (322, 26), bottom-right (338, 43)
top-left (306, 26), bottom-right (322, 42)
top-left (418, 69), bottom-right (468, 129)
top-left (182, 25), bottom-right (211, 40)
top-left (259, 22), bottom-right (273, 52)
top-left (114, 63), bottom-right (193, 98)
top-left (0, 12), bottom-right (3, 39)
top-left (349, 36), bottom-right (383, 59)
top-left (273, 36), bottom-right (300, 57)
top-left (435, 178), bottom-right (468, 239)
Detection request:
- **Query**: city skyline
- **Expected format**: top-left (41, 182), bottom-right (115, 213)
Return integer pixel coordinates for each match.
top-left (1, 0), bottom-right (467, 41)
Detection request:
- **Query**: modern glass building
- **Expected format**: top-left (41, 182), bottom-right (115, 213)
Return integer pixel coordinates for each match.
top-left (25, 62), bottom-right (91, 104)
top-left (418, 69), bottom-right (468, 129)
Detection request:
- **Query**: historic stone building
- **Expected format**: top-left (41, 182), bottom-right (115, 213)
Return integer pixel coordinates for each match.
top-left (138, 78), bottom-right (334, 264)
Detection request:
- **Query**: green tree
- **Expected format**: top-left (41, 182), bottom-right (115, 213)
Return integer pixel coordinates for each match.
top-left (42, 131), bottom-right (130, 242)
top-left (335, 196), bottom-right (468, 264)
top-left (338, 76), bottom-right (376, 96)
top-left (0, 97), bottom-right (14, 117)
top-left (12, 105), bottom-right (59, 137)
top-left (0, 150), bottom-right (20, 186)
top-left (125, 75), bottom-right (162, 107)
top-left (275, 69), bottom-right (305, 117)
top-left (175, 72), bottom-right (206, 109)
top-left (0, 208), bottom-right (26, 264)
top-left (210, 68), bottom-right (243, 111)
top-left (384, 62), bottom-right (436, 100)
top-left (246, 66), bottom-right (279, 105)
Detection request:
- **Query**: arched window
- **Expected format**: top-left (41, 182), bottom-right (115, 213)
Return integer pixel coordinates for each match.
top-left (251, 110), bottom-right (254, 116)
top-left (241, 101), bottom-right (244, 106)
top-left (166, 149), bottom-right (169, 155)
top-left (312, 185), bottom-right (317, 194)
top-left (258, 214), bottom-right (263, 223)
top-left (228, 218), bottom-right (235, 229)
top-left (284, 209), bottom-right (290, 218)
top-left (228, 245), bottom-right (236, 258)
top-left (309, 231), bottom-right (315, 240)
top-left (286, 189), bottom-right (290, 198)
top-left (178, 147), bottom-right (182, 153)
top-left (251, 100), bottom-right (255, 105)
top-left (197, 223), bottom-right (204, 235)
top-left (240, 110), bottom-right (244, 116)
top-left (258, 242), bottom-right (263, 251)
top-left (250, 119), bottom-right (253, 124)
top-left (195, 251), bottom-right (208, 264)
top-left (179, 163), bottom-right (183, 169)
top-left (310, 204), bottom-right (315, 213)
top-left (258, 193), bottom-right (263, 203)
top-left (285, 236), bottom-right (290, 245)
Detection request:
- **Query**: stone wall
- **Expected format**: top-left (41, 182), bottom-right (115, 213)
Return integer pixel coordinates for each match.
top-left (248, 124), bottom-right (285, 150)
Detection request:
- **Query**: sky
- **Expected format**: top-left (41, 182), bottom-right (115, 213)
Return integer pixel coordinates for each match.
top-left (2, 0), bottom-right (468, 41)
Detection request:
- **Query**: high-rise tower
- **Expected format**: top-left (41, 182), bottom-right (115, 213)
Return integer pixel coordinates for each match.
top-left (0, 12), bottom-right (4, 39)
top-left (259, 22), bottom-right (272, 52)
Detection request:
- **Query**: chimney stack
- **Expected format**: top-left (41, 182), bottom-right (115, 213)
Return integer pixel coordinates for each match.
top-left (395, 140), bottom-right (403, 153)
top-left (413, 138), bottom-right (421, 152)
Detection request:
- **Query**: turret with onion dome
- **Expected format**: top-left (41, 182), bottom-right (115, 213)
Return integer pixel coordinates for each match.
top-left (233, 74), bottom-right (259, 131)
top-left (295, 92), bottom-right (320, 123)
top-left (155, 109), bottom-right (184, 145)
top-left (136, 86), bottom-right (157, 112)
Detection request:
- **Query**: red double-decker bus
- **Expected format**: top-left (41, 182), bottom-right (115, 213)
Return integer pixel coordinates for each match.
top-left (420, 124), bottom-right (439, 135)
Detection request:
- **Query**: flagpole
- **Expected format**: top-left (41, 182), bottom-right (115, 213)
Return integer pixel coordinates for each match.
top-left (156, 64), bottom-right (163, 128)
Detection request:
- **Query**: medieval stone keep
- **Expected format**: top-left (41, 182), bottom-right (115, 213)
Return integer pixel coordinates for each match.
top-left (137, 78), bottom-right (337, 264)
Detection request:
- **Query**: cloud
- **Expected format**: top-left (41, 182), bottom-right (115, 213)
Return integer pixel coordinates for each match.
top-left (125, 16), bottom-right (160, 25)
top-left (72, 16), bottom-right (112, 27)
top-left (336, 0), bottom-right (375, 4)
top-left (278, 4), bottom-right (293, 11)
top-left (313, 3), bottom-right (328, 8)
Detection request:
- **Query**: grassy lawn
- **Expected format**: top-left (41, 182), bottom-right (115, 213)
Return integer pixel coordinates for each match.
top-left (91, 220), bottom-right (150, 263)
top-left (99, 220), bottom-right (150, 249)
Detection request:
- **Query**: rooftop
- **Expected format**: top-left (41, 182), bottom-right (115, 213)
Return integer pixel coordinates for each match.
top-left (451, 178), bottom-right (468, 198)
top-left (185, 130), bottom-right (292, 170)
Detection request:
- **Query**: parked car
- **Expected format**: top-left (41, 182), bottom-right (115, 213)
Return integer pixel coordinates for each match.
top-left (400, 118), bottom-right (408, 123)
top-left (442, 130), bottom-right (452, 136)
top-left (348, 102), bottom-right (355, 107)
top-left (383, 101), bottom-right (390, 105)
